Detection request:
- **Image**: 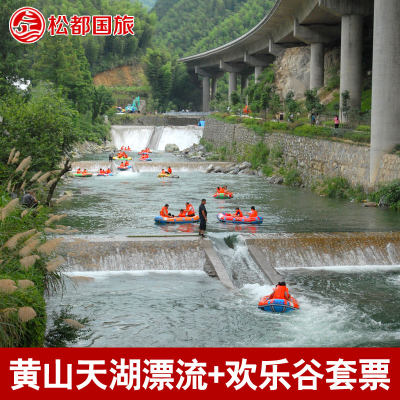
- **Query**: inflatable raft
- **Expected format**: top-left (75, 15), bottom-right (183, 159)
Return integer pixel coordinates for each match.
top-left (154, 215), bottom-right (199, 224)
top-left (138, 152), bottom-right (149, 155)
top-left (97, 173), bottom-right (113, 176)
top-left (74, 173), bottom-right (92, 178)
top-left (117, 166), bottom-right (130, 171)
top-left (213, 193), bottom-right (233, 199)
top-left (217, 212), bottom-right (263, 224)
top-left (139, 158), bottom-right (152, 162)
top-left (158, 173), bottom-right (179, 178)
top-left (113, 156), bottom-right (132, 161)
top-left (258, 296), bottom-right (299, 313)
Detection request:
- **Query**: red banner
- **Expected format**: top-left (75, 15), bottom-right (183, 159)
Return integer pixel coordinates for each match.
top-left (0, 348), bottom-right (398, 399)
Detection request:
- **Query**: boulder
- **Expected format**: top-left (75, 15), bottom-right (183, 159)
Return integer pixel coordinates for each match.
top-left (363, 202), bottom-right (378, 208)
top-left (238, 161), bottom-right (252, 171)
top-left (206, 164), bottom-right (214, 173)
top-left (231, 168), bottom-right (240, 175)
top-left (213, 166), bottom-right (222, 173)
top-left (165, 144), bottom-right (179, 152)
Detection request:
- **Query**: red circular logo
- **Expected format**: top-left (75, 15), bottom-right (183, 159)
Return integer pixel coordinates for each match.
top-left (9, 7), bottom-right (46, 44)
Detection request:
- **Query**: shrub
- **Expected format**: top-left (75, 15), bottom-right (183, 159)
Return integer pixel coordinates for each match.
top-left (293, 125), bottom-right (332, 138)
top-left (371, 181), bottom-right (400, 210)
top-left (262, 165), bottom-right (274, 177)
top-left (314, 177), bottom-right (352, 199)
top-left (45, 306), bottom-right (90, 347)
top-left (248, 142), bottom-right (270, 169)
top-left (283, 169), bottom-right (302, 186)
top-left (356, 125), bottom-right (371, 132)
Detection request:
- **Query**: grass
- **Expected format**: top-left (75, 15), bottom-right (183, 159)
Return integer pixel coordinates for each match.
top-left (211, 113), bottom-right (370, 145)
top-left (312, 177), bottom-right (365, 201)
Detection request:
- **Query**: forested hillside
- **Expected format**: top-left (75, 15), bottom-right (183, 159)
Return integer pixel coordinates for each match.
top-left (138, 0), bottom-right (157, 9)
top-left (191, 0), bottom-right (275, 54)
top-left (153, 0), bottom-right (275, 56)
top-left (29, 0), bottom-right (155, 74)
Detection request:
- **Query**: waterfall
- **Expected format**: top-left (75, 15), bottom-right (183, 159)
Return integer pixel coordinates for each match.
top-left (111, 126), bottom-right (153, 151)
top-left (59, 237), bottom-right (207, 271)
top-left (111, 125), bottom-right (203, 151)
top-left (246, 232), bottom-right (400, 269)
top-left (156, 126), bottom-right (203, 151)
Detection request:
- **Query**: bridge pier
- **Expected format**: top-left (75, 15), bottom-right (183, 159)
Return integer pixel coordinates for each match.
top-left (211, 77), bottom-right (218, 100)
top-left (370, 0), bottom-right (400, 184)
top-left (340, 14), bottom-right (363, 118)
top-left (228, 72), bottom-right (237, 104)
top-left (310, 43), bottom-right (325, 90)
top-left (202, 76), bottom-right (210, 112)
top-left (254, 66), bottom-right (264, 83)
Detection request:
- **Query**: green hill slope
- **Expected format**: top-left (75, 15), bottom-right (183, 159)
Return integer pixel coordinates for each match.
top-left (153, 0), bottom-right (275, 57)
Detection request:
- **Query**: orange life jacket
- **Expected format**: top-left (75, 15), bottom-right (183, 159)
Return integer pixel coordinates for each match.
top-left (119, 163), bottom-right (124, 168)
top-left (83, 170), bottom-right (87, 174)
top-left (186, 204), bottom-right (195, 216)
top-left (77, 169), bottom-right (81, 174)
top-left (249, 210), bottom-right (258, 218)
top-left (178, 211), bottom-right (186, 217)
top-left (106, 169), bottom-right (111, 174)
top-left (161, 169), bottom-right (165, 174)
top-left (168, 168), bottom-right (172, 174)
top-left (235, 210), bottom-right (243, 217)
top-left (160, 207), bottom-right (169, 217)
top-left (125, 161), bottom-right (129, 166)
top-left (271, 285), bottom-right (289, 300)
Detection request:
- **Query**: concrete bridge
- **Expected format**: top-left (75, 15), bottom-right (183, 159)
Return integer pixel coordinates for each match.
top-left (180, 0), bottom-right (400, 184)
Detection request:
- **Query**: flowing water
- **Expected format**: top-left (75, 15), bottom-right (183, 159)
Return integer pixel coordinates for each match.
top-left (47, 133), bottom-right (400, 347)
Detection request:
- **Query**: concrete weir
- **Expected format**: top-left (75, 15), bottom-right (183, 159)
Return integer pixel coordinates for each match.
top-left (59, 236), bottom-right (235, 289)
top-left (245, 232), bottom-right (400, 270)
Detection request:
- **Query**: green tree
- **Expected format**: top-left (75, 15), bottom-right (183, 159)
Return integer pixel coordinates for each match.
top-left (304, 89), bottom-right (324, 115)
top-left (0, 84), bottom-right (80, 173)
top-left (92, 85), bottom-right (114, 121)
top-left (32, 37), bottom-right (94, 114)
top-left (285, 90), bottom-right (299, 115)
top-left (144, 48), bottom-right (172, 111)
top-left (0, 0), bottom-right (25, 95)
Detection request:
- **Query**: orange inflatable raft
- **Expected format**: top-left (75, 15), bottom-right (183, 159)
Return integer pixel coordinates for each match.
top-left (258, 295), bottom-right (299, 313)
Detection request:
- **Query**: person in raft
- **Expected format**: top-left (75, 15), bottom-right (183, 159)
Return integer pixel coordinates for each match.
top-left (161, 168), bottom-right (166, 174)
top-left (124, 160), bottom-right (129, 167)
top-left (185, 202), bottom-right (195, 217)
top-left (267, 281), bottom-right (291, 301)
top-left (234, 207), bottom-right (243, 217)
top-left (167, 166), bottom-right (172, 175)
top-left (248, 206), bottom-right (258, 217)
top-left (82, 169), bottom-right (88, 175)
top-left (199, 199), bottom-right (207, 237)
top-left (119, 162), bottom-right (125, 168)
top-left (106, 168), bottom-right (111, 174)
top-left (160, 204), bottom-right (173, 217)
top-left (178, 209), bottom-right (186, 217)
top-left (76, 168), bottom-right (81, 174)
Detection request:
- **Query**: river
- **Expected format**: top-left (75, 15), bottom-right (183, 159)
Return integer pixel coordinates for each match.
top-left (47, 148), bottom-right (400, 347)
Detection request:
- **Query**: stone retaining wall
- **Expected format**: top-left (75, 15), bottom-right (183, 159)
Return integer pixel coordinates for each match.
top-left (111, 115), bottom-right (200, 126)
top-left (203, 117), bottom-right (400, 187)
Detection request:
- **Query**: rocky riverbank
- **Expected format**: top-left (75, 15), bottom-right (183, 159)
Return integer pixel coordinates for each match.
top-left (181, 143), bottom-right (286, 183)
top-left (71, 140), bottom-right (116, 159)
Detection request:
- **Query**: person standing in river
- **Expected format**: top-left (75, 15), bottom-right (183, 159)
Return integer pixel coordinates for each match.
top-left (199, 199), bottom-right (207, 237)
